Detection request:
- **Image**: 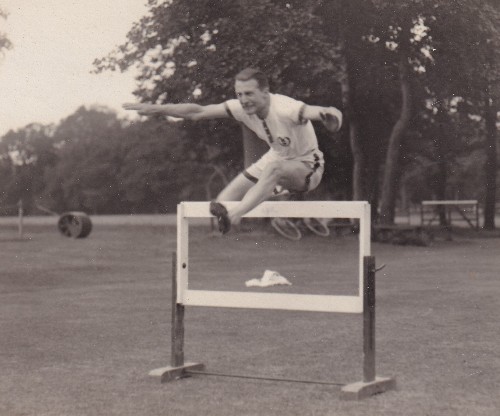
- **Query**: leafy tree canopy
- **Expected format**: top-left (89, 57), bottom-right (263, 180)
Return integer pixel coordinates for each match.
top-left (0, 7), bottom-right (13, 58)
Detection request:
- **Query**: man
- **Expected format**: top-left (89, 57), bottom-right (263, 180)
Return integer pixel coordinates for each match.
top-left (123, 67), bottom-right (342, 234)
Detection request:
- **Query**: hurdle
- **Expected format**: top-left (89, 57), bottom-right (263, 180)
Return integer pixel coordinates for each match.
top-left (149, 201), bottom-right (396, 400)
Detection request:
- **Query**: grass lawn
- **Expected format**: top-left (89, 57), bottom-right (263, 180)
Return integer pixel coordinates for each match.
top-left (1, 216), bottom-right (499, 416)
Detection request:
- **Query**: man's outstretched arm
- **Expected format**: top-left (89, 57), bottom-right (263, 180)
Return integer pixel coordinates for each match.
top-left (122, 102), bottom-right (228, 121)
top-left (302, 105), bottom-right (343, 133)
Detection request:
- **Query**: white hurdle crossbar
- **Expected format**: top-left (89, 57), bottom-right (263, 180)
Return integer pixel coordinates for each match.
top-left (177, 200), bottom-right (371, 314)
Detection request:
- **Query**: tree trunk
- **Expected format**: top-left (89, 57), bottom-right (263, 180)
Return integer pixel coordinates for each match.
top-left (483, 96), bottom-right (498, 230)
top-left (339, 0), bottom-right (365, 201)
top-left (346, 111), bottom-right (364, 200)
top-left (436, 158), bottom-right (448, 226)
top-left (367, 162), bottom-right (380, 220)
top-left (433, 106), bottom-right (449, 226)
top-left (378, 52), bottom-right (412, 224)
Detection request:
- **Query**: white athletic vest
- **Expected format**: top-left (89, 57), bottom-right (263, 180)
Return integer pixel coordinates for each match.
top-left (225, 94), bottom-right (322, 163)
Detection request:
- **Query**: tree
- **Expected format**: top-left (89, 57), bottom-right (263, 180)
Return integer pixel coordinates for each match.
top-left (372, 0), bottom-right (500, 224)
top-left (0, 7), bottom-right (12, 60)
top-left (93, 0), bottom-right (500, 223)
top-left (376, 15), bottom-right (413, 223)
top-left (324, 0), bottom-right (432, 215)
top-left (431, 1), bottom-right (500, 229)
top-left (483, 94), bottom-right (498, 230)
top-left (117, 118), bottom-right (201, 213)
top-left (335, 0), bottom-right (369, 201)
top-left (417, 1), bottom-right (500, 229)
top-left (0, 123), bottom-right (57, 213)
top-left (94, 0), bottom-right (346, 196)
top-left (43, 106), bottom-right (131, 214)
top-left (481, 9), bottom-right (500, 229)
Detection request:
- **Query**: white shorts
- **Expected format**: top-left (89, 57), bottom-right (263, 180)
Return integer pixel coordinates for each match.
top-left (243, 150), bottom-right (325, 193)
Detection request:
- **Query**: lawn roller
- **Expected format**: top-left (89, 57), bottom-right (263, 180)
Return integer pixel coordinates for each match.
top-left (36, 204), bottom-right (92, 238)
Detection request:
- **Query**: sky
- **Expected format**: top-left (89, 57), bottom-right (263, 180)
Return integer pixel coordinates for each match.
top-left (0, 0), bottom-right (148, 137)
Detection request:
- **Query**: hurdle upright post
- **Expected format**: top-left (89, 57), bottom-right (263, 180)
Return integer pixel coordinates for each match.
top-left (363, 256), bottom-right (376, 382)
top-left (341, 255), bottom-right (396, 400)
top-left (170, 251), bottom-right (185, 367)
top-left (148, 250), bottom-right (205, 382)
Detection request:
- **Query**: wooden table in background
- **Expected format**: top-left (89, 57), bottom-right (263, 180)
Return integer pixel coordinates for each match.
top-left (420, 200), bottom-right (479, 230)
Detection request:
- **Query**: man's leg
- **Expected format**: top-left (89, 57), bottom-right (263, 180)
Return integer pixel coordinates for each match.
top-left (216, 173), bottom-right (255, 201)
top-left (227, 160), bottom-right (313, 222)
top-left (210, 173), bottom-right (255, 234)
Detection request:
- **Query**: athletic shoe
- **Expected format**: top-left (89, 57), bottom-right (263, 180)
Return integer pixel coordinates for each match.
top-left (209, 201), bottom-right (231, 234)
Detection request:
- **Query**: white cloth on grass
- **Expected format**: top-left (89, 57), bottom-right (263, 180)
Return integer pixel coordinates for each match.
top-left (245, 270), bottom-right (292, 287)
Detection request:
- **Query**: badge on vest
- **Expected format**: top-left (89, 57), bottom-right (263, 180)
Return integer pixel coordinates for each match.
top-left (277, 136), bottom-right (291, 147)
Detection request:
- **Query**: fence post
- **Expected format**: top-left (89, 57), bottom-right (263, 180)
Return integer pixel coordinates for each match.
top-left (17, 200), bottom-right (24, 239)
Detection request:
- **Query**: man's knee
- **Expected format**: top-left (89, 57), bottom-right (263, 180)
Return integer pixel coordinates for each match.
top-left (262, 161), bottom-right (286, 181)
top-left (262, 160), bottom-right (316, 191)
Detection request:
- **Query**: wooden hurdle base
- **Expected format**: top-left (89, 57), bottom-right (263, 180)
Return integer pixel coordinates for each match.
top-left (149, 363), bottom-right (205, 383)
top-left (341, 376), bottom-right (396, 401)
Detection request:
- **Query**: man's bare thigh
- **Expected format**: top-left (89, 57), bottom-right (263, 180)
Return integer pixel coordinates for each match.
top-left (278, 160), bottom-right (319, 192)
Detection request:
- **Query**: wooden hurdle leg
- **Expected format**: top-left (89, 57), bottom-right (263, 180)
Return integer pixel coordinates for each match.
top-left (341, 256), bottom-right (396, 400)
top-left (149, 252), bottom-right (205, 383)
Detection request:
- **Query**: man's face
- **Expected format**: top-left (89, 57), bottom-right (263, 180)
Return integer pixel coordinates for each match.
top-left (234, 79), bottom-right (269, 116)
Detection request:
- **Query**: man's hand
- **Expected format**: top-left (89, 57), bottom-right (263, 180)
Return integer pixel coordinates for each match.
top-left (320, 108), bottom-right (342, 133)
top-left (123, 102), bottom-right (228, 121)
top-left (122, 103), bottom-right (156, 115)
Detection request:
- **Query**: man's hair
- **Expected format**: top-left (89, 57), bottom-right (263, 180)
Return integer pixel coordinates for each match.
top-left (235, 68), bottom-right (269, 90)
